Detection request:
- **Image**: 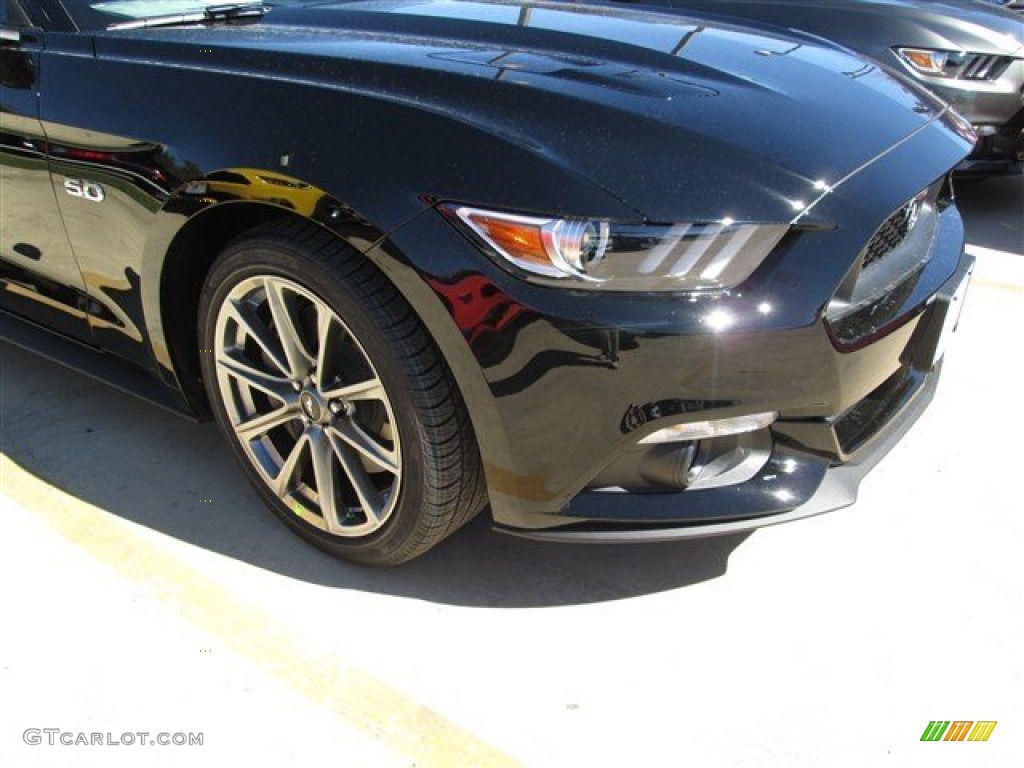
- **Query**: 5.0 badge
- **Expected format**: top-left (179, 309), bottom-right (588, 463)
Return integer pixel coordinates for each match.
top-left (63, 178), bottom-right (105, 202)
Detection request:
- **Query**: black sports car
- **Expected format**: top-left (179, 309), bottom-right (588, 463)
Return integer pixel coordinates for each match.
top-left (600, 0), bottom-right (1024, 175)
top-left (1, 0), bottom-right (975, 565)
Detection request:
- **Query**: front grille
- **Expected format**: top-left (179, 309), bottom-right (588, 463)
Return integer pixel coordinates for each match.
top-left (861, 200), bottom-right (916, 270)
top-left (827, 181), bottom-right (941, 348)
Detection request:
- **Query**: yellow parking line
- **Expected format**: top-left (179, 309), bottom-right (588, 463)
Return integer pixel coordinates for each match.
top-left (964, 244), bottom-right (1021, 261)
top-left (964, 244), bottom-right (1024, 294)
top-left (971, 277), bottom-right (1024, 294)
top-left (0, 455), bottom-right (519, 768)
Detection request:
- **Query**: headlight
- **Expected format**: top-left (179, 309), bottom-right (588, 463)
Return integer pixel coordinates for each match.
top-left (895, 47), bottom-right (954, 76)
top-left (441, 204), bottom-right (789, 292)
top-left (894, 47), bottom-right (1011, 81)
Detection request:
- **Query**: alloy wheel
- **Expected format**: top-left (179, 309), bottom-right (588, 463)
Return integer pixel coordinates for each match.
top-left (213, 275), bottom-right (402, 537)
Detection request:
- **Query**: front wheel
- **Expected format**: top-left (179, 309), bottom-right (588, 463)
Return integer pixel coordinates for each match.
top-left (197, 220), bottom-right (486, 566)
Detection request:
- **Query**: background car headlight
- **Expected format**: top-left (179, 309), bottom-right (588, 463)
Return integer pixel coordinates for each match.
top-left (894, 47), bottom-right (1013, 81)
top-left (442, 205), bottom-right (789, 292)
top-left (896, 47), bottom-right (954, 76)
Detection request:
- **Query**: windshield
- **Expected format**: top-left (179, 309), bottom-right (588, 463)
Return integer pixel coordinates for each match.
top-left (63, 0), bottom-right (318, 30)
top-left (94, 0), bottom-right (246, 17)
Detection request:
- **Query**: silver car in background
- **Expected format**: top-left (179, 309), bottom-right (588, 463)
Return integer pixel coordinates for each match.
top-left (605, 0), bottom-right (1024, 175)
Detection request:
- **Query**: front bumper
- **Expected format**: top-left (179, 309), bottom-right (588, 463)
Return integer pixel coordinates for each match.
top-left (497, 252), bottom-right (973, 542)
top-left (497, 364), bottom-right (938, 543)
top-left (920, 60), bottom-right (1024, 176)
top-left (958, 106), bottom-right (1024, 176)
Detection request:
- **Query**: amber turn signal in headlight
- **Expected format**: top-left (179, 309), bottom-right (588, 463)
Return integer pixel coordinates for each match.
top-left (895, 47), bottom-right (951, 75)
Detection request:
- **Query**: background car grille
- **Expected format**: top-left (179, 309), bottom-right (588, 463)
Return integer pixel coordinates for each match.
top-left (862, 200), bottom-right (916, 269)
top-left (952, 54), bottom-right (1012, 81)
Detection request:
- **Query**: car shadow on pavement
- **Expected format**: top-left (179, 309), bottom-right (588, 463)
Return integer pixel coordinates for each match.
top-left (957, 174), bottom-right (1023, 254)
top-left (0, 342), bottom-right (748, 608)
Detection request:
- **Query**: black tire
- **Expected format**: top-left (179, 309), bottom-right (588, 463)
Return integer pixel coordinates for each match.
top-left (197, 219), bottom-right (487, 566)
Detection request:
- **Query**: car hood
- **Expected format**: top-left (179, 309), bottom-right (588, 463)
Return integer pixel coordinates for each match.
top-left (106, 0), bottom-right (966, 222)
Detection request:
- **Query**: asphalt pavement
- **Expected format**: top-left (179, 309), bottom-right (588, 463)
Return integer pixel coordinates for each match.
top-left (1, 176), bottom-right (1021, 767)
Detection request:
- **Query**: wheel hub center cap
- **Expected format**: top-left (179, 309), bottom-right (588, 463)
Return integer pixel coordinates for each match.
top-left (300, 390), bottom-right (324, 422)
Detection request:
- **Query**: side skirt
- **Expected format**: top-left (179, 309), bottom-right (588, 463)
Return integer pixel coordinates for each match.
top-left (1, 309), bottom-right (199, 421)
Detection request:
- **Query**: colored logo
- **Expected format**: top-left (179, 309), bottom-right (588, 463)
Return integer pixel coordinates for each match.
top-left (921, 721), bottom-right (997, 742)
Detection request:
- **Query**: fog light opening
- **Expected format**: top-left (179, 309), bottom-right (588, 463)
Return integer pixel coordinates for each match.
top-left (638, 411), bottom-right (778, 445)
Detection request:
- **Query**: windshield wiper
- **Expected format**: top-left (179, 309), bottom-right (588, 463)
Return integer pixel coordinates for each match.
top-left (107, 3), bottom-right (270, 31)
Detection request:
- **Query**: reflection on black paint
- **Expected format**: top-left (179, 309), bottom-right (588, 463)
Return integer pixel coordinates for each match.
top-left (93, 266), bottom-right (147, 341)
top-left (0, 257), bottom-right (113, 322)
top-left (428, 273), bottom-right (648, 395)
top-left (12, 243), bottom-right (41, 261)
top-left (489, 349), bottom-right (618, 398)
top-left (427, 272), bottom-right (535, 365)
top-left (49, 141), bottom-right (175, 200)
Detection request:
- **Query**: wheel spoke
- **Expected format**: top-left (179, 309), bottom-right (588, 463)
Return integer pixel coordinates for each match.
top-left (265, 278), bottom-right (313, 378)
top-left (226, 299), bottom-right (291, 377)
top-left (330, 420), bottom-right (399, 475)
top-left (309, 428), bottom-right (343, 533)
top-left (273, 431), bottom-right (309, 497)
top-left (314, 305), bottom-right (336, 392)
top-left (328, 430), bottom-right (383, 523)
top-left (321, 377), bottom-right (387, 403)
top-left (235, 403), bottom-right (299, 441)
top-left (217, 349), bottom-right (293, 403)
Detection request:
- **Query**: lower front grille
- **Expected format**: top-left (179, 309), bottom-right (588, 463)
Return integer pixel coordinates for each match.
top-left (833, 367), bottom-right (922, 455)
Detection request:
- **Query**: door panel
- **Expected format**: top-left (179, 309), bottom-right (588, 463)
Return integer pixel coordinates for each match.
top-left (45, 120), bottom-right (169, 359)
top-left (1, 25), bottom-right (91, 341)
